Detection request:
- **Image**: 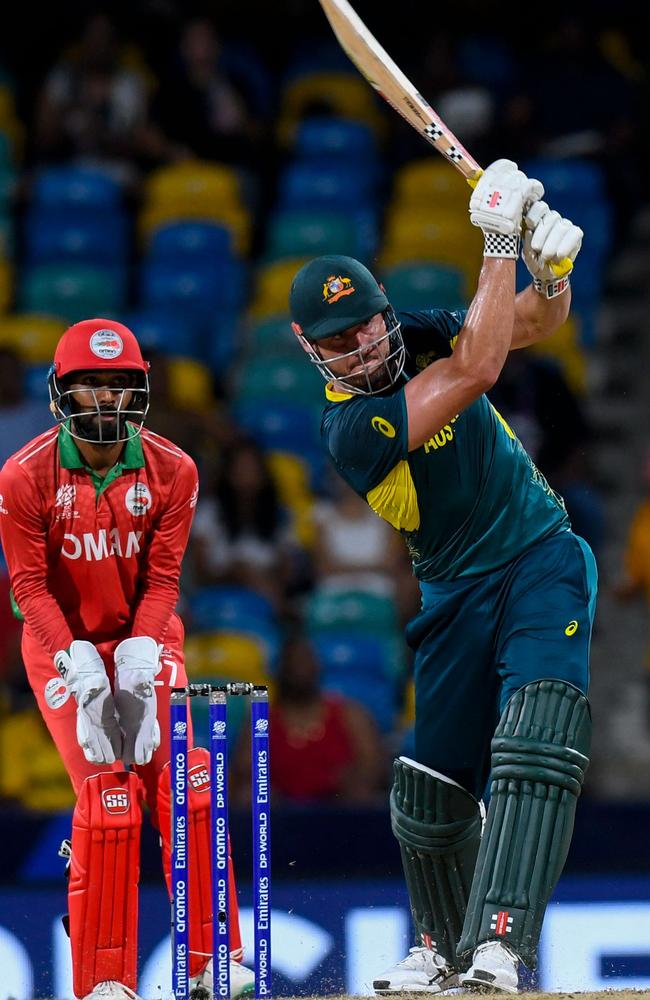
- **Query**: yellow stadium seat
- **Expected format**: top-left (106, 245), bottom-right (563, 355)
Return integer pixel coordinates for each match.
top-left (380, 212), bottom-right (482, 295)
top-left (0, 709), bottom-right (75, 810)
top-left (277, 72), bottom-right (386, 146)
top-left (184, 631), bottom-right (270, 684)
top-left (140, 161), bottom-right (251, 252)
top-left (392, 159), bottom-right (470, 211)
top-left (0, 257), bottom-right (12, 312)
top-left (0, 313), bottom-right (65, 363)
top-left (249, 258), bottom-right (310, 319)
top-left (529, 316), bottom-right (587, 396)
top-left (267, 450), bottom-right (316, 549)
top-left (165, 356), bottom-right (215, 412)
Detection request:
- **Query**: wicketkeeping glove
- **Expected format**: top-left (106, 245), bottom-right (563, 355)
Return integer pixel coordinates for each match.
top-left (54, 641), bottom-right (123, 764)
top-left (523, 200), bottom-right (584, 298)
top-left (469, 158), bottom-right (544, 259)
top-left (114, 636), bottom-right (162, 766)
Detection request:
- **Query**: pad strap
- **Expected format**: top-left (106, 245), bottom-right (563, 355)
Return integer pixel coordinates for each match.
top-left (391, 757), bottom-right (482, 961)
top-left (457, 680), bottom-right (590, 967)
top-left (69, 771), bottom-right (143, 997)
top-left (159, 746), bottom-right (243, 978)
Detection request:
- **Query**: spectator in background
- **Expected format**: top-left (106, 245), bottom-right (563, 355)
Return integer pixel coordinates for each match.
top-left (190, 436), bottom-right (293, 611)
top-left (231, 631), bottom-right (386, 805)
top-left (144, 17), bottom-right (267, 168)
top-left (312, 472), bottom-right (420, 626)
top-left (32, 12), bottom-right (152, 184)
top-left (0, 348), bottom-right (50, 467)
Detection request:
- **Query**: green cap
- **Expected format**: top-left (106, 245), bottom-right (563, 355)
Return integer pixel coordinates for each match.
top-left (289, 254), bottom-right (388, 341)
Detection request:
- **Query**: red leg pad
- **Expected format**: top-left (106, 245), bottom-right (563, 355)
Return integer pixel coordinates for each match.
top-left (69, 771), bottom-right (143, 997)
top-left (158, 747), bottom-right (243, 977)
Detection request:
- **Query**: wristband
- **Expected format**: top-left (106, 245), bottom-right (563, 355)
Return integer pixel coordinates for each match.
top-left (483, 233), bottom-right (520, 259)
top-left (533, 275), bottom-right (571, 299)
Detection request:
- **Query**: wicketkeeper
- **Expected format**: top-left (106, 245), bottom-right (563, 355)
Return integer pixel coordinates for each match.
top-left (289, 160), bottom-right (595, 993)
top-left (0, 319), bottom-right (254, 1000)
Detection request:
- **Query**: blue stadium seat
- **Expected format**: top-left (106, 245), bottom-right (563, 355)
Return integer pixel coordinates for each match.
top-left (188, 585), bottom-right (276, 630)
top-left (24, 364), bottom-right (51, 401)
top-left (24, 211), bottom-right (128, 267)
top-left (294, 116), bottom-right (378, 161)
top-left (232, 399), bottom-right (321, 454)
top-left (313, 632), bottom-right (403, 683)
top-left (140, 259), bottom-right (246, 319)
top-left (323, 672), bottom-right (397, 733)
top-left (121, 309), bottom-right (202, 360)
top-left (148, 221), bottom-right (234, 261)
top-left (277, 162), bottom-right (377, 210)
top-left (32, 166), bottom-right (123, 211)
top-left (521, 158), bottom-right (606, 204)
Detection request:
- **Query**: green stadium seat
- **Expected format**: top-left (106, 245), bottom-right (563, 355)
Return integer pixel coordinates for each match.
top-left (306, 588), bottom-right (401, 637)
top-left (382, 262), bottom-right (467, 311)
top-left (265, 209), bottom-right (360, 262)
top-left (233, 354), bottom-right (324, 407)
top-left (19, 263), bottom-right (125, 322)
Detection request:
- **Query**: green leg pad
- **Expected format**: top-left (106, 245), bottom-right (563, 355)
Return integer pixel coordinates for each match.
top-left (457, 679), bottom-right (591, 968)
top-left (390, 756), bottom-right (483, 962)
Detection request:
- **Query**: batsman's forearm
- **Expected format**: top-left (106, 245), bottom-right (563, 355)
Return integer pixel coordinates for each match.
top-left (456, 257), bottom-right (516, 386)
top-left (511, 284), bottom-right (572, 349)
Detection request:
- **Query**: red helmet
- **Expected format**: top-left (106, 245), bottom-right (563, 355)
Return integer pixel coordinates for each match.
top-left (53, 318), bottom-right (150, 378)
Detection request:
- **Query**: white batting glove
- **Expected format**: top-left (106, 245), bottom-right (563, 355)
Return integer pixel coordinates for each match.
top-left (523, 200), bottom-right (584, 299)
top-left (470, 159), bottom-right (544, 259)
top-left (55, 641), bottom-right (123, 764)
top-left (114, 636), bottom-right (162, 765)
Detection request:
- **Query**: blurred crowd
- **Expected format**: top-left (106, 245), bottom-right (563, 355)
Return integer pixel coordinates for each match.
top-left (0, 1), bottom-right (647, 811)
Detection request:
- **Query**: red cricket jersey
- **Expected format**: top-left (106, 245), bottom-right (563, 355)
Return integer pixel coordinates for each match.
top-left (0, 425), bottom-right (199, 656)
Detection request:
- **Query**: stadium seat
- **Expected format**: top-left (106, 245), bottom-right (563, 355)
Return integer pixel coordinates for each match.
top-left (233, 354), bottom-right (323, 407)
top-left (24, 211), bottom-right (128, 267)
top-left (382, 262), bottom-right (467, 311)
top-left (19, 263), bottom-right (126, 322)
top-left (140, 258), bottom-right (246, 320)
top-left (146, 220), bottom-right (234, 261)
top-left (188, 585), bottom-right (277, 631)
top-left (233, 399), bottom-right (322, 455)
top-left (144, 160), bottom-right (243, 213)
top-left (306, 588), bottom-right (401, 638)
top-left (265, 209), bottom-right (361, 263)
top-left (0, 314), bottom-right (65, 364)
top-left (520, 157), bottom-right (605, 204)
top-left (31, 166), bottom-right (123, 211)
top-left (121, 309), bottom-right (200, 360)
top-left (245, 314), bottom-right (298, 355)
top-left (392, 159), bottom-right (470, 211)
top-left (164, 357), bottom-right (216, 411)
top-left (248, 258), bottom-right (310, 319)
top-left (24, 364), bottom-right (51, 401)
top-left (184, 631), bottom-right (270, 684)
top-left (277, 71), bottom-right (386, 145)
top-left (293, 115), bottom-right (378, 161)
top-left (277, 161), bottom-right (377, 211)
top-left (266, 451), bottom-right (317, 549)
top-left (313, 632), bottom-right (402, 731)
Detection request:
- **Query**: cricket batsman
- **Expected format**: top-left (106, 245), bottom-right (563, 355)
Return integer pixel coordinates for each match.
top-left (0, 319), bottom-right (254, 1000)
top-left (289, 160), bottom-right (596, 992)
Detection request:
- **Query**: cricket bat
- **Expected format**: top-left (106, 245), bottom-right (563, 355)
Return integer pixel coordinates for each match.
top-left (318, 0), bottom-right (572, 275)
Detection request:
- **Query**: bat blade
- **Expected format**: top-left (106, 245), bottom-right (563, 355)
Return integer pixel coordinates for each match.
top-left (318, 0), bottom-right (481, 183)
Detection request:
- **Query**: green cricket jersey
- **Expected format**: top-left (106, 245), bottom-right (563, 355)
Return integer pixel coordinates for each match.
top-left (321, 308), bottom-right (570, 581)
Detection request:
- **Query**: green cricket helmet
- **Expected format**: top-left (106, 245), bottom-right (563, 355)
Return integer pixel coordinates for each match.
top-left (289, 254), bottom-right (405, 395)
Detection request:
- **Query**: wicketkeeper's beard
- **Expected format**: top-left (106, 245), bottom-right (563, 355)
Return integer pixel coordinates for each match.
top-left (70, 408), bottom-right (125, 443)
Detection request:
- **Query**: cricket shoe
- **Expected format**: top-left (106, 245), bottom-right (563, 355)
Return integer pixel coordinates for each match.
top-left (190, 957), bottom-right (256, 999)
top-left (81, 983), bottom-right (141, 1000)
top-left (373, 945), bottom-right (459, 994)
top-left (459, 941), bottom-right (519, 993)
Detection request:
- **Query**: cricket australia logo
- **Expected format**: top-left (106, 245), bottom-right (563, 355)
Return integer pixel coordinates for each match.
top-left (255, 718), bottom-right (269, 735)
top-left (322, 274), bottom-right (355, 304)
top-left (55, 484), bottom-right (76, 520)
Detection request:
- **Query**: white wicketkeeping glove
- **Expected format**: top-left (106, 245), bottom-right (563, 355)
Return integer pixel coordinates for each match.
top-left (469, 158), bottom-right (544, 259)
top-left (114, 636), bottom-right (162, 766)
top-left (54, 641), bottom-right (123, 764)
top-left (523, 200), bottom-right (584, 298)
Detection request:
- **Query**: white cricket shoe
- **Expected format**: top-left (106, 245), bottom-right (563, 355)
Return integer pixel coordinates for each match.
top-left (190, 957), bottom-right (256, 998)
top-left (82, 983), bottom-right (141, 1000)
top-left (373, 945), bottom-right (459, 994)
top-left (460, 941), bottom-right (519, 993)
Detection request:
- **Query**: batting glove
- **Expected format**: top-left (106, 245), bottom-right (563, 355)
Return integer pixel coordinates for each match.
top-left (470, 159), bottom-right (544, 259)
top-left (55, 641), bottom-right (123, 764)
top-left (523, 200), bottom-right (584, 298)
top-left (114, 635), bottom-right (162, 766)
